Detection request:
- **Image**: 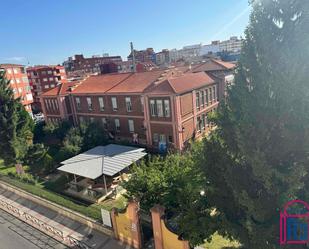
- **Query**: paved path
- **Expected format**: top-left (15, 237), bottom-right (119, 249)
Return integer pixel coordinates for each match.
top-left (0, 208), bottom-right (67, 249)
top-left (0, 187), bottom-right (131, 249)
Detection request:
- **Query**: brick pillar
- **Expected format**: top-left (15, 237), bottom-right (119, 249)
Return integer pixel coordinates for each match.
top-left (127, 201), bottom-right (142, 249)
top-left (150, 205), bottom-right (165, 249)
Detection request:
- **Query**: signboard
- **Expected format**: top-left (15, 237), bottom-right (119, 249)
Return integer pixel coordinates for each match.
top-left (101, 209), bottom-right (112, 227)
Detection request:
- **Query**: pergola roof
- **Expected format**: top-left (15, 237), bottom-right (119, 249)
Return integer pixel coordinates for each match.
top-left (58, 144), bottom-right (147, 179)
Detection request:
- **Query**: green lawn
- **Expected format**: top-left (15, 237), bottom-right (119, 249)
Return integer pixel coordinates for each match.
top-left (203, 232), bottom-right (240, 249)
top-left (0, 160), bottom-right (127, 220)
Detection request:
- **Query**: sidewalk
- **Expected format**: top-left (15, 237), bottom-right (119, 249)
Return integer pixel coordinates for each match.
top-left (0, 187), bottom-right (131, 249)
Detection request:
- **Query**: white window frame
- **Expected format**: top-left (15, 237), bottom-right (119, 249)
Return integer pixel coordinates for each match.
top-left (98, 97), bottom-right (104, 111)
top-left (102, 117), bottom-right (108, 129)
top-left (125, 97), bottom-right (132, 112)
top-left (115, 118), bottom-right (120, 132)
top-left (76, 97), bottom-right (81, 110)
top-left (156, 100), bottom-right (163, 117)
top-left (86, 97), bottom-right (93, 111)
top-left (150, 100), bottom-right (156, 117)
top-left (141, 97), bottom-right (144, 113)
top-left (128, 119), bottom-right (134, 133)
top-left (164, 99), bottom-right (170, 117)
top-left (111, 97), bottom-right (118, 111)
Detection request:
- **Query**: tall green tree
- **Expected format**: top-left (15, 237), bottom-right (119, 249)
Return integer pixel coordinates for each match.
top-left (0, 71), bottom-right (34, 166)
top-left (198, 0), bottom-right (309, 248)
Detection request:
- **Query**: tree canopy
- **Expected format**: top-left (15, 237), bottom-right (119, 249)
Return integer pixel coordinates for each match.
top-left (198, 0), bottom-right (309, 248)
top-left (0, 71), bottom-right (34, 165)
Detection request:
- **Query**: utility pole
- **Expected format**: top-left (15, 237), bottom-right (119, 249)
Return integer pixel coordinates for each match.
top-left (130, 42), bottom-right (136, 73)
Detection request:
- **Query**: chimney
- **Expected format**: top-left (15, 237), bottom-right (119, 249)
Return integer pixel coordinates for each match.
top-left (130, 42), bottom-right (136, 73)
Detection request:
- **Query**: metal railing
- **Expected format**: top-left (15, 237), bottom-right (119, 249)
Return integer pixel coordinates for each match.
top-left (0, 198), bottom-right (91, 248)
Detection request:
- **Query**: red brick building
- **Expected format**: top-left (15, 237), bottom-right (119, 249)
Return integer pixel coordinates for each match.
top-left (27, 65), bottom-right (67, 112)
top-left (100, 61), bottom-right (159, 74)
top-left (127, 48), bottom-right (156, 63)
top-left (0, 64), bottom-right (33, 114)
top-left (63, 54), bottom-right (122, 76)
top-left (41, 69), bottom-right (222, 151)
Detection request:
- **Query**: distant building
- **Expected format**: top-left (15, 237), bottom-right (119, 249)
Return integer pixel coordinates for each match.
top-left (63, 54), bottom-right (122, 76)
top-left (27, 65), bottom-right (67, 112)
top-left (155, 49), bottom-right (170, 66)
top-left (169, 49), bottom-right (182, 63)
top-left (101, 61), bottom-right (159, 74)
top-left (0, 64), bottom-right (33, 115)
top-left (219, 36), bottom-right (243, 53)
top-left (200, 41), bottom-right (220, 56)
top-left (127, 48), bottom-right (156, 63)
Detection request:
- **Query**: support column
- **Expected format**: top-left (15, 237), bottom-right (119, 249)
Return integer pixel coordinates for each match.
top-left (150, 205), bottom-right (165, 249)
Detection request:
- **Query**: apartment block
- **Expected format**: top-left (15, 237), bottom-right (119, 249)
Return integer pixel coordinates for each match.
top-left (0, 64), bottom-right (33, 114)
top-left (63, 54), bottom-right (122, 76)
top-left (41, 68), bottom-right (223, 151)
top-left (127, 48), bottom-right (156, 63)
top-left (27, 65), bottom-right (67, 112)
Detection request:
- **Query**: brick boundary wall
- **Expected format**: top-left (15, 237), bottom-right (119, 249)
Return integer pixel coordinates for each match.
top-left (0, 180), bottom-right (113, 237)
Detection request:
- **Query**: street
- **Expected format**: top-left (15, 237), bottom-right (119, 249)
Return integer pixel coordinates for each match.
top-left (0, 208), bottom-right (67, 249)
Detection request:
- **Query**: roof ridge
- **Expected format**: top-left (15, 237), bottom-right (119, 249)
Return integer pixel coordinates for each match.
top-left (105, 73), bottom-right (134, 93)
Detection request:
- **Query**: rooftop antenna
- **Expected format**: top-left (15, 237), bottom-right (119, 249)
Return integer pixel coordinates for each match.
top-left (130, 42), bottom-right (136, 73)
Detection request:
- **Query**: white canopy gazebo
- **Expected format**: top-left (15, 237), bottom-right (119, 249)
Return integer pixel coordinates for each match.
top-left (58, 144), bottom-right (147, 196)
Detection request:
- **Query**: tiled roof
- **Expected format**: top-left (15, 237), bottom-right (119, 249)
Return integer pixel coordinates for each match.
top-left (0, 64), bottom-right (24, 68)
top-left (145, 72), bottom-right (215, 94)
top-left (27, 65), bottom-right (63, 71)
top-left (41, 82), bottom-right (77, 96)
top-left (167, 72), bottom-right (215, 94)
top-left (107, 71), bottom-right (164, 93)
top-left (72, 73), bottom-right (132, 94)
top-left (190, 59), bottom-right (236, 73)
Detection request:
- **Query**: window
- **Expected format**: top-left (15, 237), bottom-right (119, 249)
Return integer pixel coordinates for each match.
top-left (164, 100), bottom-right (170, 117)
top-left (76, 97), bottom-right (81, 110)
top-left (201, 114), bottom-right (205, 130)
top-left (87, 97), bottom-right (92, 110)
top-left (98, 97), bottom-right (104, 111)
top-left (209, 88), bottom-right (212, 104)
top-left (102, 118), bottom-right (108, 129)
top-left (18, 87), bottom-right (22, 93)
top-left (141, 97), bottom-right (144, 112)
top-left (201, 91), bottom-right (205, 107)
top-left (111, 97), bottom-right (118, 111)
top-left (16, 79), bottom-right (20, 84)
top-left (168, 135), bottom-right (173, 143)
top-left (7, 69), bottom-right (12, 74)
top-left (156, 100), bottom-right (163, 117)
top-left (125, 97), bottom-right (132, 112)
top-left (150, 100), bottom-right (156, 116)
top-left (213, 86), bottom-right (216, 101)
top-left (44, 85), bottom-right (49, 89)
top-left (79, 116), bottom-right (84, 124)
top-left (128, 119), bottom-right (134, 133)
top-left (49, 77), bottom-right (53, 81)
top-left (47, 70), bottom-right (52, 75)
top-left (90, 117), bottom-right (94, 123)
top-left (115, 119), bottom-right (120, 132)
top-left (159, 134), bottom-right (166, 143)
top-left (43, 78), bottom-right (48, 82)
top-left (13, 68), bottom-right (18, 74)
top-left (50, 84), bottom-right (55, 88)
top-left (10, 79), bottom-right (15, 84)
top-left (196, 92), bottom-right (200, 109)
top-left (54, 100), bottom-right (59, 110)
top-left (197, 116), bottom-right (201, 131)
top-left (205, 89), bottom-right (209, 106)
top-left (153, 133), bottom-right (159, 143)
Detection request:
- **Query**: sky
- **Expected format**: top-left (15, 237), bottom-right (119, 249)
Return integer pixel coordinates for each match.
top-left (0, 0), bottom-right (251, 65)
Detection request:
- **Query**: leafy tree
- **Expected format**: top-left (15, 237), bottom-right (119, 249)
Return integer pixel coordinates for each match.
top-left (80, 122), bottom-right (108, 151)
top-left (196, 0), bottom-right (309, 248)
top-left (0, 71), bottom-right (34, 166)
top-left (123, 143), bottom-right (217, 246)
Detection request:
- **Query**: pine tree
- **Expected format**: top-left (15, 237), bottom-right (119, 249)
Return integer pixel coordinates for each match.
top-left (198, 0), bottom-right (309, 248)
top-left (0, 71), bottom-right (34, 166)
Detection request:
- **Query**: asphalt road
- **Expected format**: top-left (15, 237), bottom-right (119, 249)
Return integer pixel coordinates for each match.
top-left (0, 208), bottom-right (68, 249)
